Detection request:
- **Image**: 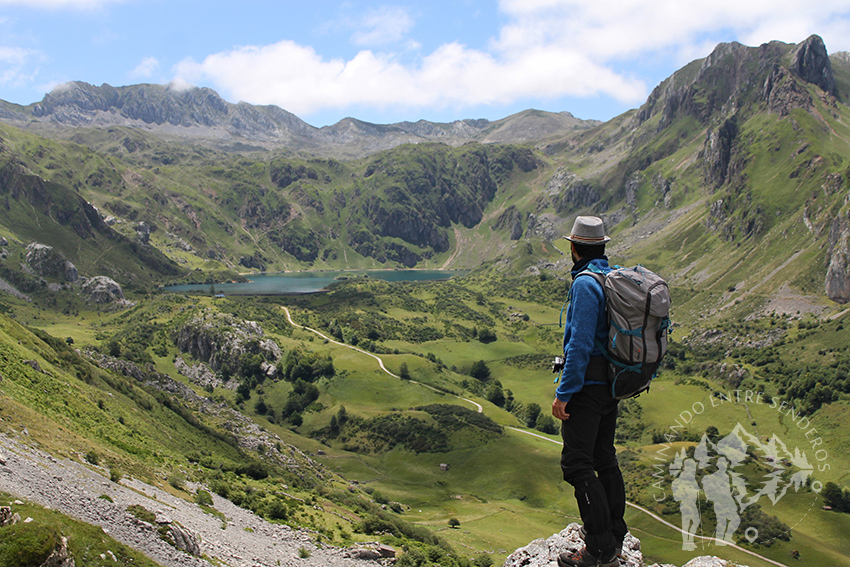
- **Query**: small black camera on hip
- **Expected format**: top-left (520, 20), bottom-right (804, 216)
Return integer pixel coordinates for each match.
top-left (551, 355), bottom-right (565, 373)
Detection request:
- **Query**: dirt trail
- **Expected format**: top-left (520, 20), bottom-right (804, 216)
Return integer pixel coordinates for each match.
top-left (280, 307), bottom-right (483, 413)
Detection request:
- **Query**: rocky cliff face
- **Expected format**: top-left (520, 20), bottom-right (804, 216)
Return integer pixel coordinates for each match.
top-left (827, 210), bottom-right (850, 304)
top-left (172, 310), bottom-right (282, 378)
top-left (637, 35), bottom-right (836, 129)
top-left (491, 206), bottom-right (524, 240)
top-left (792, 35), bottom-right (837, 95)
top-left (350, 144), bottom-right (538, 265)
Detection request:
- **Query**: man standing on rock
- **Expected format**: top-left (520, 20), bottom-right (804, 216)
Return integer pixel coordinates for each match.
top-left (552, 216), bottom-right (626, 567)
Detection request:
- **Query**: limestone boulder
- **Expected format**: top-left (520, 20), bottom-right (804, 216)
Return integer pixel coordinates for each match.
top-left (81, 276), bottom-right (130, 306)
top-left (25, 243), bottom-right (78, 282)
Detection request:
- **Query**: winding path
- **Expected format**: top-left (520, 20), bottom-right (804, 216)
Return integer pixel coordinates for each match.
top-left (280, 306), bottom-right (483, 413)
top-left (505, 427), bottom-right (789, 567)
top-left (281, 307), bottom-right (787, 567)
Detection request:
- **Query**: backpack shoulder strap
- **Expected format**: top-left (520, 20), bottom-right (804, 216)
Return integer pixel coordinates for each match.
top-left (559, 269), bottom-right (607, 328)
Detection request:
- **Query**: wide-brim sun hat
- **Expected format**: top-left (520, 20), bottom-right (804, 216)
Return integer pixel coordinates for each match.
top-left (563, 215), bottom-right (611, 244)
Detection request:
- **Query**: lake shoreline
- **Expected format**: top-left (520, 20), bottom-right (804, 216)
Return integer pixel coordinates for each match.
top-left (165, 269), bottom-right (469, 295)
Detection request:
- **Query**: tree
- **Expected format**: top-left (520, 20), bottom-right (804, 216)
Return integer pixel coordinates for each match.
top-left (525, 403), bottom-right (542, 428)
top-left (470, 360), bottom-right (491, 381)
top-left (477, 328), bottom-right (497, 343)
top-left (822, 482), bottom-right (849, 512)
top-left (448, 518), bottom-right (460, 529)
top-left (399, 362), bottom-right (411, 380)
top-left (337, 405), bottom-right (349, 426)
top-left (486, 383), bottom-right (505, 407)
top-left (535, 414), bottom-right (558, 435)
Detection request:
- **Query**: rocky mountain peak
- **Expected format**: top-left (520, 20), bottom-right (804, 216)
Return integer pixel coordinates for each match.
top-left (636, 36), bottom-right (836, 129)
top-left (792, 34), bottom-right (837, 95)
top-left (5, 82), bottom-right (596, 158)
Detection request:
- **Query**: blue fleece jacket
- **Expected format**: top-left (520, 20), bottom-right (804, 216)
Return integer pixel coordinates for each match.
top-left (555, 257), bottom-right (610, 402)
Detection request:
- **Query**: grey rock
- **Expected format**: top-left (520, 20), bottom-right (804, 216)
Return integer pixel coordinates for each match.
top-left (703, 117), bottom-right (738, 187)
top-left (135, 222), bottom-right (151, 245)
top-left (81, 276), bottom-right (130, 305)
top-left (25, 243), bottom-right (79, 282)
top-left (503, 523), bottom-right (643, 567)
top-left (375, 544), bottom-right (396, 558)
top-left (502, 523), bottom-right (745, 567)
top-left (525, 214), bottom-right (559, 241)
top-left (793, 35), bottom-right (837, 95)
top-left (172, 310), bottom-right (281, 377)
top-left (826, 212), bottom-right (850, 304)
top-left (39, 535), bottom-right (75, 567)
top-left (165, 523), bottom-right (201, 556)
top-left (491, 206), bottom-right (523, 240)
top-left (346, 549), bottom-right (381, 560)
top-left (0, 506), bottom-right (19, 526)
top-left (546, 167), bottom-right (600, 213)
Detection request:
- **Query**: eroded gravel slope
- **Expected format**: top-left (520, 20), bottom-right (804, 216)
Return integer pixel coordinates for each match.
top-left (0, 433), bottom-right (381, 567)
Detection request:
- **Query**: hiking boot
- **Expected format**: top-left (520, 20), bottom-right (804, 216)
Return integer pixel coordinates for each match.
top-left (577, 526), bottom-right (623, 559)
top-left (557, 546), bottom-right (619, 567)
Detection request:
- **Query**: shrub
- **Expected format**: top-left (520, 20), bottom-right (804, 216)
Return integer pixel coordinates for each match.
top-left (477, 328), bottom-right (497, 343)
top-left (109, 468), bottom-right (122, 483)
top-left (85, 450), bottom-right (100, 465)
top-left (0, 522), bottom-right (59, 567)
top-left (127, 504), bottom-right (157, 524)
top-left (195, 490), bottom-right (214, 506)
top-left (168, 473), bottom-right (186, 491)
top-left (298, 547), bottom-right (311, 558)
top-left (470, 360), bottom-right (491, 381)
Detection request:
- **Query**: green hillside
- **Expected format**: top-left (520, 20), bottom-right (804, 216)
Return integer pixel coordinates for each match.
top-left (0, 34), bottom-right (850, 567)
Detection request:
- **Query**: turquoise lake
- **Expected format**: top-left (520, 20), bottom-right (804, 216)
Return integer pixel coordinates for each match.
top-left (165, 270), bottom-right (468, 295)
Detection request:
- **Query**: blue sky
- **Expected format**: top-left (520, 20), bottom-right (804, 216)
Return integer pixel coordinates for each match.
top-left (3, 0), bottom-right (850, 127)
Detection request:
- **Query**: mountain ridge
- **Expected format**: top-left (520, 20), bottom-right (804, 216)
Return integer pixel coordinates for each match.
top-left (0, 81), bottom-right (595, 158)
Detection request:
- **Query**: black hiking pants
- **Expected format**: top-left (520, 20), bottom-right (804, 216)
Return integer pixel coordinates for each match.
top-left (560, 383), bottom-right (627, 557)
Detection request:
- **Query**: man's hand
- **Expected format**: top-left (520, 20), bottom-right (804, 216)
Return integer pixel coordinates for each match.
top-left (552, 398), bottom-right (570, 421)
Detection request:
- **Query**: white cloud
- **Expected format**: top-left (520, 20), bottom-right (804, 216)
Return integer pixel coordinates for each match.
top-left (129, 56), bottom-right (159, 79)
top-left (47, 80), bottom-right (75, 93)
top-left (495, 0), bottom-right (850, 59)
top-left (0, 45), bottom-right (40, 86)
top-left (351, 6), bottom-right (415, 47)
top-left (174, 37), bottom-right (645, 118)
top-left (168, 78), bottom-right (194, 93)
top-left (173, 0), bottom-right (850, 121)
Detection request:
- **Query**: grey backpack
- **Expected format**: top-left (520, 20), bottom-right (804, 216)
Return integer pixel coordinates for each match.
top-left (581, 265), bottom-right (672, 399)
